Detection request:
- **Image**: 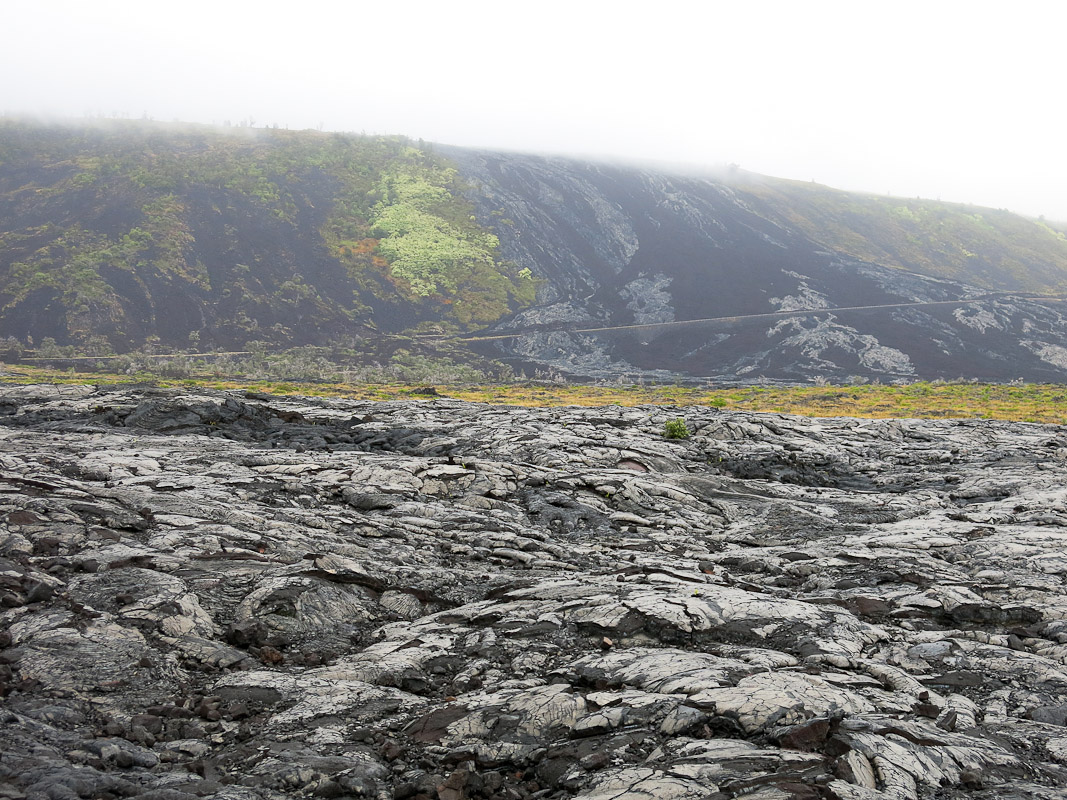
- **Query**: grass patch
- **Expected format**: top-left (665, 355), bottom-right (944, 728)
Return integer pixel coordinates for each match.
top-left (1, 364), bottom-right (1065, 424)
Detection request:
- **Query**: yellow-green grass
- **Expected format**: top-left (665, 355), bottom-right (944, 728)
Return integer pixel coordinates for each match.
top-left (1, 364), bottom-right (1065, 424)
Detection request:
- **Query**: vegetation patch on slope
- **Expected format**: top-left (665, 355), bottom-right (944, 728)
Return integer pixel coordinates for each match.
top-left (0, 118), bottom-right (535, 352)
top-left (366, 149), bottom-right (535, 322)
top-left (736, 176), bottom-right (1067, 292)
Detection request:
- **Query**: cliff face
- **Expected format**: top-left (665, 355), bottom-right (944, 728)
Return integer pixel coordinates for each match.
top-left (448, 148), bottom-right (1067, 382)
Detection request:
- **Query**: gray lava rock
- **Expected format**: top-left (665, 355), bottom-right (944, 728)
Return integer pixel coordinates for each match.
top-left (2, 383), bottom-right (1067, 798)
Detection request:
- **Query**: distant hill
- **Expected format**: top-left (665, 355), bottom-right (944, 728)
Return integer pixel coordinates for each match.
top-left (3, 118), bottom-right (1067, 382)
top-left (733, 174), bottom-right (1067, 293)
top-left (444, 148), bottom-right (1067, 382)
top-left (0, 119), bottom-right (535, 352)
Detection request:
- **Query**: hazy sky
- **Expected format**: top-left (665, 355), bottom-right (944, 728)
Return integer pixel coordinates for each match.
top-left (5, 0), bottom-right (1066, 220)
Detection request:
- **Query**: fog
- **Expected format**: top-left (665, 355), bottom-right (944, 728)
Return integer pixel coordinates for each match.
top-left (4, 0), bottom-right (1066, 220)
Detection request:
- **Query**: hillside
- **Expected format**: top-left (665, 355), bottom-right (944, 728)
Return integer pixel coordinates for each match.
top-left (447, 148), bottom-right (1067, 382)
top-left (4, 119), bottom-right (1067, 382)
top-left (733, 174), bottom-right (1067, 292)
top-left (0, 119), bottom-right (535, 351)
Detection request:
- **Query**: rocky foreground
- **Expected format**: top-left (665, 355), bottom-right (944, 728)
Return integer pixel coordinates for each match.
top-left (3, 385), bottom-right (1067, 800)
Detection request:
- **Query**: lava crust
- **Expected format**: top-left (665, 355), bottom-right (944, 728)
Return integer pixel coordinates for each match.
top-left (2, 384), bottom-right (1067, 799)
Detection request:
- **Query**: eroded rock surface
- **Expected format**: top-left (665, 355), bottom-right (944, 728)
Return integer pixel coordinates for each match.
top-left (3, 384), bottom-right (1067, 799)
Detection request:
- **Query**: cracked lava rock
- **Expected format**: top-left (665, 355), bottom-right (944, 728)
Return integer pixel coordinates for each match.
top-left (2, 383), bottom-right (1067, 799)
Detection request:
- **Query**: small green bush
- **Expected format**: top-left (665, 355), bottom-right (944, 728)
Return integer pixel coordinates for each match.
top-left (663, 418), bottom-right (690, 439)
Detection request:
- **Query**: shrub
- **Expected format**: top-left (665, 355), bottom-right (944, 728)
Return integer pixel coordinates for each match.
top-left (663, 418), bottom-right (690, 439)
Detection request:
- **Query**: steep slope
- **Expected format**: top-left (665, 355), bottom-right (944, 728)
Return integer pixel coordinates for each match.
top-left (446, 148), bottom-right (1067, 382)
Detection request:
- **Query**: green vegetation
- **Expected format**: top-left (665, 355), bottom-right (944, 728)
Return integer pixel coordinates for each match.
top-left (4, 357), bottom-right (1066, 426)
top-left (366, 148), bottom-right (535, 322)
top-left (663, 418), bottom-right (691, 439)
top-left (736, 177), bottom-right (1067, 292)
top-left (0, 118), bottom-right (536, 352)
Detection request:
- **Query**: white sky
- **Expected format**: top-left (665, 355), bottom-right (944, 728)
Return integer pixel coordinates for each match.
top-left (4, 0), bottom-right (1066, 220)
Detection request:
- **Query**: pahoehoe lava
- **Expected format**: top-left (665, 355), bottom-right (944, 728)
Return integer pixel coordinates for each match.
top-left (3, 384), bottom-right (1067, 798)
